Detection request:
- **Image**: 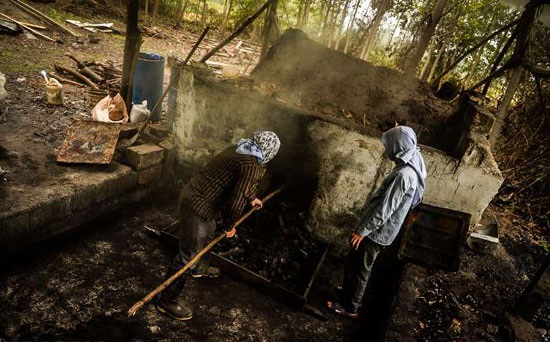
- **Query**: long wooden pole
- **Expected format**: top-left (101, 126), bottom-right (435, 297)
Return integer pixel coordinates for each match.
top-left (127, 184), bottom-right (288, 317)
top-left (199, 0), bottom-right (271, 63)
top-left (0, 12), bottom-right (56, 42)
top-left (10, 0), bottom-right (80, 37)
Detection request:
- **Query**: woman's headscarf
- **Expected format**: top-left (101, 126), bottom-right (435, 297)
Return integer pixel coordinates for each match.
top-left (382, 126), bottom-right (427, 207)
top-left (235, 130), bottom-right (281, 164)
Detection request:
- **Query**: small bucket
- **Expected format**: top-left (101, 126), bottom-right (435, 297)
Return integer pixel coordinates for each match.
top-left (45, 82), bottom-right (63, 105)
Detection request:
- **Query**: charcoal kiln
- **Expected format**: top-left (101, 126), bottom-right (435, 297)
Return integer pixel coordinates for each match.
top-left (150, 185), bottom-right (330, 315)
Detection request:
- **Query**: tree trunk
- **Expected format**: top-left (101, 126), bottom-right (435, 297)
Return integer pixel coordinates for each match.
top-left (404, 0), bottom-right (448, 75)
top-left (359, 0), bottom-right (390, 60)
top-left (220, 0), bottom-right (234, 33)
top-left (321, 0), bottom-right (334, 38)
top-left (343, 0), bottom-right (360, 54)
top-left (427, 43), bottom-right (444, 83)
top-left (201, 0), bottom-right (208, 26)
top-left (303, 0), bottom-right (311, 26)
top-left (419, 38), bottom-right (434, 81)
top-left (121, 0), bottom-right (141, 111)
top-left (145, 0), bottom-right (149, 15)
top-left (475, 1), bottom-right (539, 94)
top-left (261, 0), bottom-right (279, 60)
top-left (152, 0), bottom-right (160, 20)
top-left (490, 66), bottom-right (523, 147)
top-left (326, 0), bottom-right (340, 47)
top-left (432, 19), bottom-right (518, 86)
top-left (334, 0), bottom-right (351, 50)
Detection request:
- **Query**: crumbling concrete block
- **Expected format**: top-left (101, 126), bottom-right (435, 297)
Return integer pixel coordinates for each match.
top-left (0, 211), bottom-right (30, 240)
top-left (29, 193), bottom-right (72, 229)
top-left (125, 143), bottom-right (164, 171)
top-left (158, 140), bottom-right (176, 178)
top-left (149, 123), bottom-right (170, 139)
top-left (137, 164), bottom-right (163, 185)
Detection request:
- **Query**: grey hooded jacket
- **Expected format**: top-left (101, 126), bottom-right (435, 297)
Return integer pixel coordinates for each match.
top-left (356, 126), bottom-right (426, 246)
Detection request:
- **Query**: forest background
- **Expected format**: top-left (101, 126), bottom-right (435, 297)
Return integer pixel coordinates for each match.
top-left (67, 0), bottom-right (549, 242)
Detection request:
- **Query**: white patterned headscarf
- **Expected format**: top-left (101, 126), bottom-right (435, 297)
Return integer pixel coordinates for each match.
top-left (235, 130), bottom-right (280, 164)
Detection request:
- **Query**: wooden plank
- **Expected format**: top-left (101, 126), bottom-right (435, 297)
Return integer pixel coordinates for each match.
top-left (0, 12), bottom-right (56, 42)
top-left (11, 0), bottom-right (80, 37)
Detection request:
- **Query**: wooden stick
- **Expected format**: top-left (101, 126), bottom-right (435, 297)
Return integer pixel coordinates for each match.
top-left (0, 16), bottom-right (47, 30)
top-left (199, 0), bottom-right (271, 63)
top-left (48, 72), bottom-right (85, 87)
top-left (0, 12), bottom-right (56, 42)
top-left (66, 53), bottom-right (104, 82)
top-left (127, 184), bottom-right (288, 317)
top-left (54, 64), bottom-right (100, 90)
top-left (7, 20), bottom-right (46, 30)
top-left (10, 0), bottom-right (80, 37)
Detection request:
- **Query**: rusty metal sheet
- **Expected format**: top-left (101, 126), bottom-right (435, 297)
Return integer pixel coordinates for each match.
top-left (398, 204), bottom-right (471, 271)
top-left (57, 120), bottom-right (121, 164)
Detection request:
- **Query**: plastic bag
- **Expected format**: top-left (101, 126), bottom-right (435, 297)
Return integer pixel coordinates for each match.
top-left (130, 100), bottom-right (150, 122)
top-left (0, 71), bottom-right (7, 100)
top-left (91, 93), bottom-right (128, 123)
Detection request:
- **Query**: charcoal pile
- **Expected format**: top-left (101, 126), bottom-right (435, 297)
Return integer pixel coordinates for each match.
top-left (214, 199), bottom-right (326, 294)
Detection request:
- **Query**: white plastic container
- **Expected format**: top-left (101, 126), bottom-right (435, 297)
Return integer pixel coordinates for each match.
top-left (0, 71), bottom-right (7, 100)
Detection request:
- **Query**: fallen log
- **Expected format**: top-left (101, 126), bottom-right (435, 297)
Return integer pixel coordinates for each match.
top-left (54, 64), bottom-right (100, 90)
top-left (0, 12), bottom-right (56, 42)
top-left (10, 0), bottom-right (80, 37)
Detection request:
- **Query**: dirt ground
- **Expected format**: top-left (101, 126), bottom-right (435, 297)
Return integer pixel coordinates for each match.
top-left (0, 196), bottom-right (356, 342)
top-left (0, 1), bottom-right (549, 341)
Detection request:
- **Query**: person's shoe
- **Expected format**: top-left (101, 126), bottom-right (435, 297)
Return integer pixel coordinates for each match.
top-left (191, 266), bottom-right (221, 278)
top-left (326, 301), bottom-right (358, 319)
top-left (156, 300), bottom-right (193, 321)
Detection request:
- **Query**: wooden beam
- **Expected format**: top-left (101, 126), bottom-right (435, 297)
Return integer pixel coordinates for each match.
top-left (10, 0), bottom-right (80, 37)
top-left (0, 12), bottom-right (56, 42)
top-left (199, 0), bottom-right (271, 63)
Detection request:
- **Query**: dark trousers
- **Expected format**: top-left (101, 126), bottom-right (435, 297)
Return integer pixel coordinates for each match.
top-left (168, 207), bottom-right (217, 285)
top-left (340, 238), bottom-right (383, 312)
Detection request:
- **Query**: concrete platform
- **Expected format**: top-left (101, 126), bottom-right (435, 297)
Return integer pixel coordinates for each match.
top-left (0, 161), bottom-right (167, 255)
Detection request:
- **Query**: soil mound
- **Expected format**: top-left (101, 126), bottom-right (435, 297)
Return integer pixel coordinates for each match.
top-left (251, 29), bottom-right (455, 147)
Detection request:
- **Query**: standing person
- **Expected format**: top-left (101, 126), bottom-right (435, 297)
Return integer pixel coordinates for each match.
top-left (327, 125), bottom-right (426, 318)
top-left (157, 130), bottom-right (281, 321)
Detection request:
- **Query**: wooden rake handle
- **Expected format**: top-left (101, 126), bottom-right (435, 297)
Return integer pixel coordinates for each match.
top-left (127, 183), bottom-right (288, 317)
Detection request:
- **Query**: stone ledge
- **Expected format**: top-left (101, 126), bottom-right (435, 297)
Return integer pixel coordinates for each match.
top-left (0, 162), bottom-right (164, 255)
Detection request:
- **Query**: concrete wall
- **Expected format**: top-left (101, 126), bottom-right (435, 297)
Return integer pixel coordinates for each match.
top-left (306, 121), bottom-right (504, 254)
top-left (168, 67), bottom-right (504, 256)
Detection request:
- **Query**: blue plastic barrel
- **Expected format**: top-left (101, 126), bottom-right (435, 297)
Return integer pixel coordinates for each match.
top-left (132, 52), bottom-right (164, 121)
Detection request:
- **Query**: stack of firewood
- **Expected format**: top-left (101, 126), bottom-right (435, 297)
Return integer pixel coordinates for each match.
top-left (48, 53), bottom-right (122, 96)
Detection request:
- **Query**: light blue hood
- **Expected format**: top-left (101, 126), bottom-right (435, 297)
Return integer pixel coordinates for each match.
top-left (382, 126), bottom-right (426, 207)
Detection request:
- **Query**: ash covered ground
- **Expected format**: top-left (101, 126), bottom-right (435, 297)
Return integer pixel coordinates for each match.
top-left (0, 197), bottom-right (356, 342)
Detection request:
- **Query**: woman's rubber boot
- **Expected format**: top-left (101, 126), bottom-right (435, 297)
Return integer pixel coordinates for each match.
top-left (156, 278), bottom-right (193, 321)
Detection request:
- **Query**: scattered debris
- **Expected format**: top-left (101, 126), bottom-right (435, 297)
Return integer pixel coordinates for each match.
top-left (0, 11), bottom-right (57, 43)
top-left (11, 0), bottom-right (79, 37)
top-left (0, 19), bottom-right (22, 35)
top-left (66, 19), bottom-right (115, 33)
top-left (56, 120), bottom-right (121, 164)
top-left (467, 214), bottom-right (500, 254)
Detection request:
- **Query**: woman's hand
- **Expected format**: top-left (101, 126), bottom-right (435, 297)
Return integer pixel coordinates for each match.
top-left (225, 227), bottom-right (237, 238)
top-left (350, 232), bottom-right (364, 250)
top-left (250, 198), bottom-right (263, 209)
